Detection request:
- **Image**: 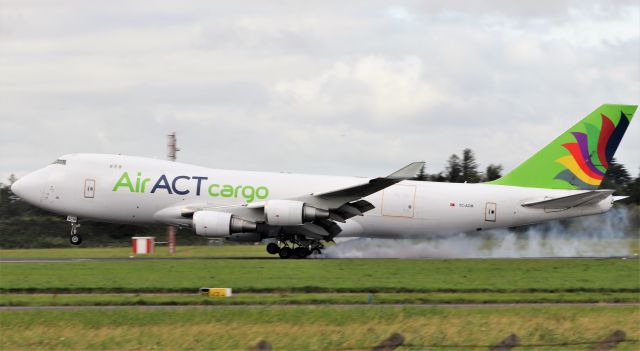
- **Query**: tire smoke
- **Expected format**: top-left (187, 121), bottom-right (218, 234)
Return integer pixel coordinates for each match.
top-left (315, 207), bottom-right (638, 258)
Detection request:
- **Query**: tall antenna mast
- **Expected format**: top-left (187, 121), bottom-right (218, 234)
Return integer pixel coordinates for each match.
top-left (166, 132), bottom-right (179, 254)
top-left (167, 132), bottom-right (179, 161)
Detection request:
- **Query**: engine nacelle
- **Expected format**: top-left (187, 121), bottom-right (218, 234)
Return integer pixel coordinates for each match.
top-left (264, 200), bottom-right (329, 226)
top-left (192, 211), bottom-right (256, 237)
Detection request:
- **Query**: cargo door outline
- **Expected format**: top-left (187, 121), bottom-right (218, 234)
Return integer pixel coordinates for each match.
top-left (84, 179), bottom-right (96, 198)
top-left (381, 185), bottom-right (416, 218)
top-left (485, 202), bottom-right (497, 222)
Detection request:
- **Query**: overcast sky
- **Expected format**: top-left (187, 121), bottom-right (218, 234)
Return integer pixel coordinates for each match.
top-left (1, 0), bottom-right (639, 183)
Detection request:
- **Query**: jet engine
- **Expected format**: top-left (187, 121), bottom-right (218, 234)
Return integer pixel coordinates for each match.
top-left (192, 211), bottom-right (257, 237)
top-left (264, 200), bottom-right (330, 226)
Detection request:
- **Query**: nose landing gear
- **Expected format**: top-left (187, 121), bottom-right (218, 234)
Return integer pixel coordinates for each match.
top-left (67, 216), bottom-right (82, 245)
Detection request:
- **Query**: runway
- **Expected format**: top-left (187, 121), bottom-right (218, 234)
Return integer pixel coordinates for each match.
top-left (0, 256), bottom-right (273, 262)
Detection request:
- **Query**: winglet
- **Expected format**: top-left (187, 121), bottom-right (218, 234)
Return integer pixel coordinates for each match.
top-left (386, 162), bottom-right (425, 179)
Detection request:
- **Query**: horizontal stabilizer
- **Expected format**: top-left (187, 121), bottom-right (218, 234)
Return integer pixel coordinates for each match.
top-left (521, 190), bottom-right (614, 209)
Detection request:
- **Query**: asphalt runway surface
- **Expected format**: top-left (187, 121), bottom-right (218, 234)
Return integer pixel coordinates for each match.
top-left (0, 256), bottom-right (272, 262)
top-left (1, 256), bottom-right (638, 263)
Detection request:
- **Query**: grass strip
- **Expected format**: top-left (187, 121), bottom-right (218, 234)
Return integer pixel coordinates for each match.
top-left (1, 292), bottom-right (639, 306)
top-left (2, 258), bottom-right (638, 293)
top-left (1, 305), bottom-right (638, 350)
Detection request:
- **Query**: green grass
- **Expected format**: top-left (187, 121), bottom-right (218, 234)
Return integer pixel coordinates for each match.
top-left (1, 306), bottom-right (638, 350)
top-left (1, 291), bottom-right (638, 306)
top-left (1, 258), bottom-right (638, 293)
top-left (1, 247), bottom-right (639, 349)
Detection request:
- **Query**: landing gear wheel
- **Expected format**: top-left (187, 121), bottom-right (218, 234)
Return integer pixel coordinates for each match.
top-left (278, 247), bottom-right (292, 259)
top-left (70, 234), bottom-right (82, 245)
top-left (293, 247), bottom-right (311, 258)
top-left (266, 243), bottom-right (280, 255)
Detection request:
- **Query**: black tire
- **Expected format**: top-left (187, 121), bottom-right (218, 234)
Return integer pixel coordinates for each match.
top-left (293, 247), bottom-right (311, 259)
top-left (278, 247), bottom-right (292, 259)
top-left (70, 235), bottom-right (82, 245)
top-left (266, 243), bottom-right (280, 255)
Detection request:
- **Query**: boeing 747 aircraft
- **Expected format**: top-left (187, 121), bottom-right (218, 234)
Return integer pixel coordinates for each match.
top-left (11, 104), bottom-right (636, 258)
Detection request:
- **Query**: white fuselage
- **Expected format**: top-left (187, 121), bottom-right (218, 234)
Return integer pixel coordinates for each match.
top-left (13, 154), bottom-right (613, 238)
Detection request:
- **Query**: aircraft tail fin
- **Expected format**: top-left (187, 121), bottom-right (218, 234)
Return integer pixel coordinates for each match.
top-left (489, 104), bottom-right (636, 190)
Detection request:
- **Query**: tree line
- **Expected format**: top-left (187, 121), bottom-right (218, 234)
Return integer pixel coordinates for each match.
top-left (0, 149), bottom-right (638, 248)
top-left (0, 180), bottom-right (204, 248)
top-left (413, 148), bottom-right (640, 204)
top-left (414, 148), bottom-right (503, 183)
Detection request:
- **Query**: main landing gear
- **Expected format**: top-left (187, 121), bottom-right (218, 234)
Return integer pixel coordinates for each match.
top-left (266, 237), bottom-right (324, 259)
top-left (67, 216), bottom-right (82, 245)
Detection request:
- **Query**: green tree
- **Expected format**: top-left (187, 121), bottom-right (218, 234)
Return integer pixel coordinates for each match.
top-left (600, 158), bottom-right (631, 194)
top-left (627, 168), bottom-right (640, 204)
top-left (485, 164), bottom-right (503, 181)
top-left (461, 148), bottom-right (481, 183)
top-left (445, 154), bottom-right (463, 183)
top-left (429, 172), bottom-right (446, 182)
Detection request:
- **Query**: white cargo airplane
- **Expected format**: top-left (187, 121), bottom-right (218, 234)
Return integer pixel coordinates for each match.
top-left (11, 104), bottom-right (636, 258)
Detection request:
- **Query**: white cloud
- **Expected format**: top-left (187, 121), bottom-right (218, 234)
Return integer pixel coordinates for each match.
top-left (273, 56), bottom-right (447, 122)
top-left (0, 0), bottom-right (638, 185)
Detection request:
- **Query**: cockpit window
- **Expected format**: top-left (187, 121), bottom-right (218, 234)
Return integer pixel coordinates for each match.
top-left (52, 159), bottom-right (67, 165)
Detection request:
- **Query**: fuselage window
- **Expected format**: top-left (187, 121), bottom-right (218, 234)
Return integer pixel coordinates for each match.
top-left (52, 159), bottom-right (67, 165)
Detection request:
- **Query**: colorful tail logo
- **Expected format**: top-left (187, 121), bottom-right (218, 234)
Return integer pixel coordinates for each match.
top-left (555, 112), bottom-right (630, 189)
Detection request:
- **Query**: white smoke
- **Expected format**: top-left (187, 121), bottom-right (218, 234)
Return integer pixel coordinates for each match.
top-left (315, 207), bottom-right (639, 258)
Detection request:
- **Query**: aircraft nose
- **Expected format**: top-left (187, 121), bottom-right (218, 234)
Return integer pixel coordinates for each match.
top-left (10, 173), bottom-right (41, 204)
top-left (10, 177), bottom-right (26, 198)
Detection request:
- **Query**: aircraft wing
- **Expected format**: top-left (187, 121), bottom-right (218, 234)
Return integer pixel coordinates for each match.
top-left (172, 162), bottom-right (424, 239)
top-left (289, 161), bottom-right (424, 210)
top-left (521, 189), bottom-right (614, 209)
